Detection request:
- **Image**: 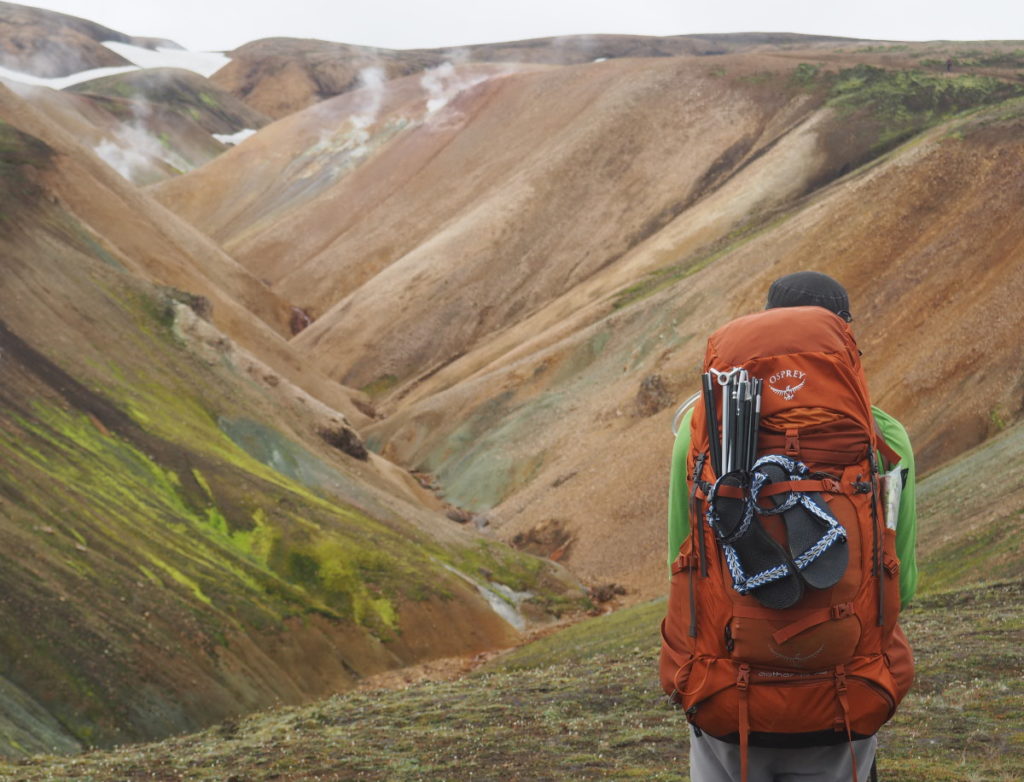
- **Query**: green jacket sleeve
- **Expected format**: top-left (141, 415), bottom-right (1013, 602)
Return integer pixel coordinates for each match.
top-left (667, 408), bottom-right (694, 570)
top-left (871, 406), bottom-right (918, 608)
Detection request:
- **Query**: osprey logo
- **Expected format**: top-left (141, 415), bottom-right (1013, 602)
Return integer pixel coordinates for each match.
top-left (768, 369), bottom-right (807, 400)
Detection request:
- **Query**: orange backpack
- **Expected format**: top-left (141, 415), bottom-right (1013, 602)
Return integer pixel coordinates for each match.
top-left (660, 306), bottom-right (913, 780)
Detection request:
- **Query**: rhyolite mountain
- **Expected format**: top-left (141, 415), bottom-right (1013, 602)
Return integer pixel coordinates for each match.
top-left (153, 40), bottom-right (1024, 598)
top-left (0, 12), bottom-right (583, 752)
top-left (1, 0), bottom-right (1023, 760)
top-left (0, 0), bottom-right (179, 76)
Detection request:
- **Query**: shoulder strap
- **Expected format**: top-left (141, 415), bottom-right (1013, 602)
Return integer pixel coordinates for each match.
top-left (873, 420), bottom-right (901, 470)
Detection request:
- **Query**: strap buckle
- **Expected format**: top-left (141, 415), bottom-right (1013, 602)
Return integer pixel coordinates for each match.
top-left (821, 477), bottom-right (842, 493)
top-left (830, 602), bottom-right (855, 620)
top-left (785, 429), bottom-right (800, 456)
top-left (737, 663), bottom-right (750, 691)
top-left (834, 665), bottom-right (848, 694)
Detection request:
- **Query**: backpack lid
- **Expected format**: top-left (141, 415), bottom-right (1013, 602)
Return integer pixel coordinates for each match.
top-left (703, 306), bottom-right (873, 435)
top-left (707, 306), bottom-right (858, 366)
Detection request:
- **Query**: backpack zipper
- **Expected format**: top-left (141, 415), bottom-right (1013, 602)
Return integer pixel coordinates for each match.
top-left (848, 675), bottom-right (897, 719)
top-left (717, 671), bottom-right (897, 722)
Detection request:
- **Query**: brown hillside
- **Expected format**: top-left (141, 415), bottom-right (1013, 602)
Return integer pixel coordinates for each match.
top-left (285, 54), bottom-right (832, 389)
top-left (364, 105), bottom-right (1024, 599)
top-left (0, 225), bottom-right (525, 752)
top-left (212, 32), bottom-right (861, 120)
top-left (66, 67), bottom-right (269, 135)
top-left (0, 90), bottom-right (581, 752)
top-left (150, 62), bottom-right (525, 265)
top-left (153, 48), bottom-right (1024, 602)
top-left (0, 82), bottom-right (375, 422)
top-left (210, 38), bottom-right (449, 119)
top-left (5, 69), bottom-right (269, 185)
top-left (0, 1), bottom-right (177, 77)
top-left (157, 53), bottom-right (832, 382)
top-left (434, 32), bottom-right (857, 64)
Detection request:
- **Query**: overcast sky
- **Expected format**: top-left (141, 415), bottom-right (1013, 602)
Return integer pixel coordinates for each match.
top-left (27, 0), bottom-right (1024, 52)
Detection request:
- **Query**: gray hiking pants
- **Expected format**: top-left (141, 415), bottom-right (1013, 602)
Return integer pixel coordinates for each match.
top-left (688, 727), bottom-right (877, 782)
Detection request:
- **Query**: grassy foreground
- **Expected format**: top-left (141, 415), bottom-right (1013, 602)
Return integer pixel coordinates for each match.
top-left (3, 581), bottom-right (1020, 781)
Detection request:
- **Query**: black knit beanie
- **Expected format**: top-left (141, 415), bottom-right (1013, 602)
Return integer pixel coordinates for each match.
top-left (765, 271), bottom-right (852, 322)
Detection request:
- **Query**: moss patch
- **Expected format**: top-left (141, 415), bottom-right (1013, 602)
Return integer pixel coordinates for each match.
top-left (825, 65), bottom-right (1024, 152)
top-left (361, 374), bottom-right (399, 399)
top-left (0, 309), bottom-right (581, 752)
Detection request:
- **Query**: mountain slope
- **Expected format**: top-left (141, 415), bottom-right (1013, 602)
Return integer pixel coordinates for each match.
top-left (363, 96), bottom-right (1024, 596)
top-left (0, 92), bottom-right (583, 755)
top-left (0, 80), bottom-right (371, 423)
top-left (209, 37), bottom-right (450, 120)
top-left (3, 419), bottom-right (1019, 773)
top-left (151, 53), bottom-right (1024, 598)
top-left (210, 32), bottom-right (860, 119)
top-left (155, 54), bottom-right (840, 383)
top-left (63, 67), bottom-right (269, 184)
top-left (3, 69), bottom-right (269, 185)
top-left (0, 1), bottom-right (178, 77)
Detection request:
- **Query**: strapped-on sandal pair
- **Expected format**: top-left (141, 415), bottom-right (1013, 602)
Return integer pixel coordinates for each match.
top-left (705, 455), bottom-right (849, 609)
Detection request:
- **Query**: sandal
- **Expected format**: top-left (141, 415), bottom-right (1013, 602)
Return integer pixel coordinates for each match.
top-left (757, 460), bottom-right (848, 591)
top-left (707, 472), bottom-right (804, 609)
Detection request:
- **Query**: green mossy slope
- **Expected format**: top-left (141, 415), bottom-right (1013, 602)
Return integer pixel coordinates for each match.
top-left (0, 124), bottom-right (582, 756)
top-left (915, 418), bottom-right (1024, 592)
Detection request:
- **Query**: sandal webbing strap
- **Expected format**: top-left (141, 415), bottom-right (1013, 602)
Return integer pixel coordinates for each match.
top-left (705, 455), bottom-right (847, 596)
top-left (706, 469), bottom-right (791, 594)
top-left (754, 455), bottom-right (847, 573)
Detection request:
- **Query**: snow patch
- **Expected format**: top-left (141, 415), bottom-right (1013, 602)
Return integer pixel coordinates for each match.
top-left (213, 128), bottom-right (257, 146)
top-left (0, 42), bottom-right (230, 90)
top-left (0, 64), bottom-right (138, 90)
top-left (102, 41), bottom-right (230, 78)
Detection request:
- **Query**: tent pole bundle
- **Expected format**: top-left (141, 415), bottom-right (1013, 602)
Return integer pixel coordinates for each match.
top-left (701, 368), bottom-right (762, 478)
